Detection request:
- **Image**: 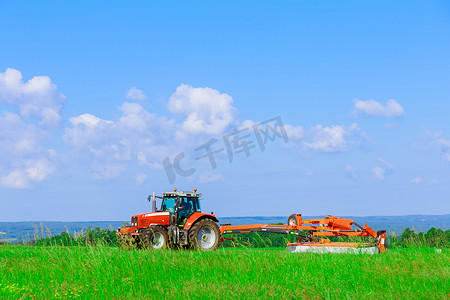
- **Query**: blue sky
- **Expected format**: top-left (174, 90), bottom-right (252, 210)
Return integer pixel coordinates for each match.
top-left (1, 1), bottom-right (449, 221)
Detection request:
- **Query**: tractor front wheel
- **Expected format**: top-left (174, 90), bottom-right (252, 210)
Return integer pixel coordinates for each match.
top-left (189, 219), bottom-right (220, 251)
top-left (117, 233), bottom-right (141, 250)
top-left (142, 226), bottom-right (171, 250)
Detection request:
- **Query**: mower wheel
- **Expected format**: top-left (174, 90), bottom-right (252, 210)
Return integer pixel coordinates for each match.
top-left (189, 219), bottom-right (220, 251)
top-left (287, 214), bottom-right (298, 226)
top-left (142, 226), bottom-right (171, 250)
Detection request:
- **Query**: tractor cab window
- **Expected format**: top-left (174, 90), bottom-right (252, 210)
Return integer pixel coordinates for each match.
top-left (190, 197), bottom-right (201, 212)
top-left (161, 197), bottom-right (177, 213)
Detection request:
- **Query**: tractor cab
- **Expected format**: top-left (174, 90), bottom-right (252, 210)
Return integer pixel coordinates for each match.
top-left (160, 189), bottom-right (202, 225)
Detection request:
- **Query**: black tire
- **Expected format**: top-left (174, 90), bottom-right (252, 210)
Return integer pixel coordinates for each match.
top-left (287, 214), bottom-right (298, 226)
top-left (117, 233), bottom-right (141, 250)
top-left (189, 219), bottom-right (220, 251)
top-left (133, 236), bottom-right (142, 249)
top-left (142, 226), bottom-right (172, 250)
top-left (117, 233), bottom-right (130, 249)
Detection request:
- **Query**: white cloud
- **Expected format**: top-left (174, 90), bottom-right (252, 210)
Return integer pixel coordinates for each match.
top-left (304, 125), bottom-right (347, 152)
top-left (66, 84), bottom-right (366, 182)
top-left (69, 113), bottom-right (109, 128)
top-left (136, 173), bottom-right (147, 185)
top-left (64, 102), bottom-right (176, 179)
top-left (65, 83), bottom-right (242, 180)
top-left (378, 158), bottom-right (393, 170)
top-left (353, 98), bottom-right (404, 117)
top-left (345, 164), bottom-right (359, 180)
top-left (168, 84), bottom-right (237, 136)
top-left (239, 120), bottom-right (303, 141)
top-left (0, 112), bottom-right (49, 155)
top-left (239, 119), bottom-right (256, 128)
top-left (1, 170), bottom-right (30, 189)
top-left (411, 177), bottom-right (440, 184)
top-left (411, 177), bottom-right (422, 184)
top-left (0, 111), bottom-right (58, 189)
top-left (0, 68), bottom-right (65, 127)
top-left (423, 131), bottom-right (450, 163)
top-left (199, 173), bottom-right (224, 184)
top-left (284, 124), bottom-right (304, 140)
top-left (383, 123), bottom-right (399, 130)
top-left (0, 158), bottom-right (56, 189)
top-left (435, 137), bottom-right (450, 162)
top-left (126, 87), bottom-right (147, 101)
top-left (0, 73), bottom-right (383, 187)
top-left (372, 166), bottom-right (385, 179)
top-left (25, 159), bottom-right (55, 182)
top-left (303, 123), bottom-right (365, 153)
top-left (372, 158), bottom-right (393, 180)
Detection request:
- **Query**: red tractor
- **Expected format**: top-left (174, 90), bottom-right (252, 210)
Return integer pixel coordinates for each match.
top-left (117, 188), bottom-right (221, 251)
top-left (118, 188), bottom-right (387, 253)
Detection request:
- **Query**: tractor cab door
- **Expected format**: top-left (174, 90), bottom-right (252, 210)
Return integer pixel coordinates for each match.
top-left (176, 196), bottom-right (200, 225)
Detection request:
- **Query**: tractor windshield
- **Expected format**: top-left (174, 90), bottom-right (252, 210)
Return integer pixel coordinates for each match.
top-left (161, 196), bottom-right (201, 214)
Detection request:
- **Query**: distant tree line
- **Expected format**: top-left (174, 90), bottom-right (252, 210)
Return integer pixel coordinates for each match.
top-left (21, 226), bottom-right (450, 248)
top-left (388, 227), bottom-right (450, 248)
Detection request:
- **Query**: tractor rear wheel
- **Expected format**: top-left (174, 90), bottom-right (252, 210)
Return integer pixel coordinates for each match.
top-left (189, 219), bottom-right (220, 251)
top-left (142, 226), bottom-right (171, 250)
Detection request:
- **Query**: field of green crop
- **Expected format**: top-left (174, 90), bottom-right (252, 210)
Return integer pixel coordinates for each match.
top-left (0, 245), bottom-right (448, 299)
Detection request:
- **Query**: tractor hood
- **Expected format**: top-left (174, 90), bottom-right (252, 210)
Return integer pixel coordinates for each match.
top-left (132, 211), bottom-right (171, 228)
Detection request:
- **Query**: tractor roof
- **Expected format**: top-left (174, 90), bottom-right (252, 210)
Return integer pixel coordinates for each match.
top-left (162, 190), bottom-right (201, 198)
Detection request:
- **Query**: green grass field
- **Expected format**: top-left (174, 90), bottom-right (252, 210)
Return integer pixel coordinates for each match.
top-left (0, 245), bottom-right (448, 299)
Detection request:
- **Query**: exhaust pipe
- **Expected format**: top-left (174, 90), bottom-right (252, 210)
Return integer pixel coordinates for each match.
top-left (152, 192), bottom-right (156, 212)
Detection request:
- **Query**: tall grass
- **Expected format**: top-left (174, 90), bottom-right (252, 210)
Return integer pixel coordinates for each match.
top-left (0, 245), bottom-right (448, 299)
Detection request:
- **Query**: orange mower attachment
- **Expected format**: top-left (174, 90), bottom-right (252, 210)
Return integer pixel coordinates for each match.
top-left (117, 189), bottom-right (387, 254)
top-left (220, 214), bottom-right (387, 254)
